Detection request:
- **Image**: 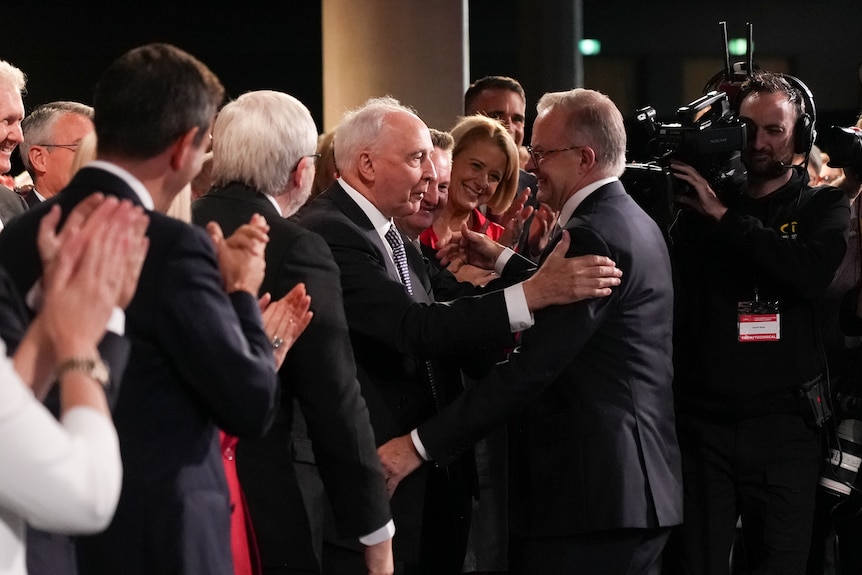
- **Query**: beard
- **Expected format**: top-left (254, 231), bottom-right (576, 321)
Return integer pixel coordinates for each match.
top-left (742, 147), bottom-right (794, 180)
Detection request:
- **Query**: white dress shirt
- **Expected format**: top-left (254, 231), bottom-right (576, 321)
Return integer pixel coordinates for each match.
top-left (0, 341), bottom-right (122, 575)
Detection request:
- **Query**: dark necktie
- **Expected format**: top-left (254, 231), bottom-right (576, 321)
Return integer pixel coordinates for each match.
top-left (384, 225), bottom-right (441, 413)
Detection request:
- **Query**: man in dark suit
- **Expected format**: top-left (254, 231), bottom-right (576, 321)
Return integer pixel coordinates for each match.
top-left (299, 96), bottom-right (624, 573)
top-left (379, 88), bottom-right (683, 574)
top-left (18, 101), bottom-right (95, 206)
top-left (191, 90), bottom-right (393, 575)
top-left (0, 44), bottom-right (280, 575)
top-left (0, 58), bottom-right (28, 228)
top-left (0, 185), bottom-right (26, 225)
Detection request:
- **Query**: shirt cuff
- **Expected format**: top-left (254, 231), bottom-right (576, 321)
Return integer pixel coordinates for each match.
top-left (107, 307), bottom-right (125, 335)
top-left (504, 284), bottom-right (534, 332)
top-left (494, 247), bottom-right (515, 275)
top-left (358, 520), bottom-right (396, 546)
top-left (410, 428), bottom-right (430, 461)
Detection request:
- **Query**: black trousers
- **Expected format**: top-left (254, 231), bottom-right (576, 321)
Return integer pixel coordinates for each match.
top-left (509, 527), bottom-right (671, 575)
top-left (675, 413), bottom-right (821, 575)
top-left (322, 465), bottom-right (471, 575)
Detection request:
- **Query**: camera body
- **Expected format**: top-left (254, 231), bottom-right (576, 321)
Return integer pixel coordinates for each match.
top-left (634, 90), bottom-right (747, 187)
top-left (622, 90), bottom-right (748, 234)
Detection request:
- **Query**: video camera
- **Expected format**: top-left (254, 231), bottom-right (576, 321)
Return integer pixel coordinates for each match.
top-left (622, 21), bottom-right (753, 235)
top-left (634, 90), bottom-right (747, 189)
top-left (820, 125), bottom-right (862, 178)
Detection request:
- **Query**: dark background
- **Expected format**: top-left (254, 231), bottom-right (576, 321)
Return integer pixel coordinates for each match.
top-left (7, 1), bottom-right (862, 170)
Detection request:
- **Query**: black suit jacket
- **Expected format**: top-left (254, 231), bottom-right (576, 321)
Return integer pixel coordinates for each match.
top-left (22, 188), bottom-right (42, 208)
top-left (192, 183), bottom-right (391, 572)
top-left (418, 180), bottom-right (683, 537)
top-left (0, 166), bottom-right (280, 575)
top-left (299, 182), bottom-right (529, 562)
top-left (0, 184), bottom-right (27, 226)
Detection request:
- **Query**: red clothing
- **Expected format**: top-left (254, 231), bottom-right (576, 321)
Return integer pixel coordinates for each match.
top-left (419, 208), bottom-right (504, 248)
top-left (221, 431), bottom-right (261, 575)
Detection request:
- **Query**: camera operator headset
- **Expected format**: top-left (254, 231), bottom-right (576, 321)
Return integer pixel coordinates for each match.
top-left (704, 66), bottom-right (817, 173)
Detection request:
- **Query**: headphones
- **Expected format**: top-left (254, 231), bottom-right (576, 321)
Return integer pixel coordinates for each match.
top-left (780, 73), bottom-right (817, 155)
top-left (706, 65), bottom-right (817, 156)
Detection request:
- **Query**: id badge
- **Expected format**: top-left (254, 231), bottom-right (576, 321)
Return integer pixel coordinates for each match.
top-left (738, 301), bottom-right (780, 342)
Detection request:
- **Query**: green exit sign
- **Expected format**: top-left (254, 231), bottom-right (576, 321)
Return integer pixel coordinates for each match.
top-left (579, 39), bottom-right (601, 56)
top-left (728, 38), bottom-right (748, 56)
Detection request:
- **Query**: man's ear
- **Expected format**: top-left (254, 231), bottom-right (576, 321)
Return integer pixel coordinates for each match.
top-left (579, 146), bottom-right (597, 170)
top-left (29, 146), bottom-right (48, 175)
top-left (357, 150), bottom-right (375, 183)
top-left (292, 155), bottom-right (314, 189)
top-left (169, 127), bottom-right (203, 171)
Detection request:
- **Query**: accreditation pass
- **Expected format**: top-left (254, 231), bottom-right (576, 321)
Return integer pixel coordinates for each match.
top-left (737, 300), bottom-right (780, 342)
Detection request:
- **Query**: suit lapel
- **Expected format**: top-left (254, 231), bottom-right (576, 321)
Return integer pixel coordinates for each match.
top-left (404, 235), bottom-right (433, 304)
top-left (539, 181), bottom-right (626, 263)
top-left (327, 183), bottom-right (404, 287)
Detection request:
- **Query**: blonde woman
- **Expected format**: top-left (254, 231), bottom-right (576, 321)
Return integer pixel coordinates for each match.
top-left (420, 115), bottom-right (519, 250)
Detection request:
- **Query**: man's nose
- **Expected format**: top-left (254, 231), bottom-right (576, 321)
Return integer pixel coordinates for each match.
top-left (422, 154), bottom-right (437, 182)
top-left (6, 122), bottom-right (23, 145)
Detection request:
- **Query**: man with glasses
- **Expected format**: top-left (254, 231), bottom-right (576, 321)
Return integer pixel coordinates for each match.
top-left (300, 95), bottom-right (625, 574)
top-left (379, 88), bottom-right (682, 574)
top-left (192, 90), bottom-right (395, 575)
top-left (19, 101), bottom-right (94, 205)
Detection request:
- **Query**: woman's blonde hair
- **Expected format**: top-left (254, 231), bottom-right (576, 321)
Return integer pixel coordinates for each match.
top-left (449, 115), bottom-right (519, 214)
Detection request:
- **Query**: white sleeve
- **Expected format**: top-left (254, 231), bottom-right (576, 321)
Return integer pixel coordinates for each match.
top-left (0, 347), bottom-right (122, 534)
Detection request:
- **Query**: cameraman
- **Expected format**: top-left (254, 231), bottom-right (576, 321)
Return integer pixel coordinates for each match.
top-left (668, 71), bottom-right (850, 574)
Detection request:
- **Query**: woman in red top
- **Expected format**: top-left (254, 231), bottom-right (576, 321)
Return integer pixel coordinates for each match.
top-left (420, 115), bottom-right (520, 251)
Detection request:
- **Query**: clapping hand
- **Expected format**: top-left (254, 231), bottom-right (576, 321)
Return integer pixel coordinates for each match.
top-left (39, 194), bottom-right (150, 359)
top-left (496, 187), bottom-right (535, 250)
top-left (258, 284), bottom-right (313, 369)
top-left (207, 213), bottom-right (269, 294)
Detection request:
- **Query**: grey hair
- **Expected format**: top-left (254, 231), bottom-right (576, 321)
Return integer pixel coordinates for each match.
top-left (20, 101), bottom-right (94, 176)
top-left (536, 88), bottom-right (627, 177)
top-left (211, 90), bottom-right (318, 197)
top-left (0, 59), bottom-right (26, 94)
top-left (333, 96), bottom-right (418, 174)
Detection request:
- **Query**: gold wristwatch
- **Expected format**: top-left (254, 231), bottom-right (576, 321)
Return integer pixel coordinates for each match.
top-left (56, 357), bottom-right (110, 387)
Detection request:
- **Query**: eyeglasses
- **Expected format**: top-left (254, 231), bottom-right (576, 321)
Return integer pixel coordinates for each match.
top-left (526, 145), bottom-right (583, 165)
top-left (35, 143), bottom-right (80, 152)
top-left (292, 154), bottom-right (321, 171)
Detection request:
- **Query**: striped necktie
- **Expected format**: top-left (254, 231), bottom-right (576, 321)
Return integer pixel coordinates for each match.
top-left (385, 224), bottom-right (414, 295)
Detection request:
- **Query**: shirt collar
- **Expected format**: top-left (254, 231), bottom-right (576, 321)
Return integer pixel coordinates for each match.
top-left (338, 177), bottom-right (394, 252)
top-left (264, 193), bottom-right (282, 217)
top-left (87, 160), bottom-right (155, 210)
top-left (557, 176), bottom-right (618, 228)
